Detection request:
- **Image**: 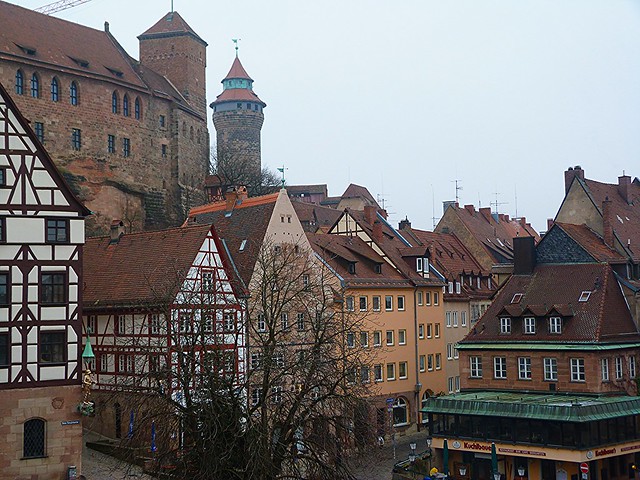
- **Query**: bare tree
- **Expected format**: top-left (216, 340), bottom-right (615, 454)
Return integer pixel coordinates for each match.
top-left (209, 146), bottom-right (281, 197)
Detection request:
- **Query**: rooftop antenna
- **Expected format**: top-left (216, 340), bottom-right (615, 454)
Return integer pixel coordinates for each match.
top-left (276, 165), bottom-right (287, 188)
top-left (431, 184), bottom-right (437, 229)
top-left (514, 185), bottom-right (518, 218)
top-left (452, 179), bottom-right (463, 204)
top-left (171, 0), bottom-right (173, 12)
top-left (491, 189), bottom-right (508, 215)
top-left (232, 38), bottom-right (241, 57)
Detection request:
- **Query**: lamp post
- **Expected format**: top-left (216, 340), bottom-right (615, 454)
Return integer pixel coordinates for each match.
top-left (459, 465), bottom-right (467, 477)
top-left (409, 442), bottom-right (417, 463)
top-left (80, 338), bottom-right (95, 413)
top-left (518, 466), bottom-right (526, 480)
top-left (494, 473), bottom-right (501, 480)
top-left (426, 436), bottom-right (432, 470)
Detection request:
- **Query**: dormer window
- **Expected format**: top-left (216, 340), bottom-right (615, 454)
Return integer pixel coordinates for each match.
top-left (549, 316), bottom-right (562, 334)
top-left (374, 264), bottom-right (382, 274)
top-left (455, 282), bottom-right (461, 294)
top-left (448, 281), bottom-right (454, 294)
top-left (500, 317), bottom-right (511, 334)
top-left (579, 291), bottom-right (591, 302)
top-left (524, 317), bottom-right (536, 334)
top-left (348, 263), bottom-right (356, 274)
top-left (416, 258), bottom-right (423, 272)
top-left (511, 293), bottom-right (523, 304)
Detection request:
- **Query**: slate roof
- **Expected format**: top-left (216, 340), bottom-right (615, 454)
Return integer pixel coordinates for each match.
top-left (0, 1), bottom-right (145, 88)
top-left (83, 224), bottom-right (226, 308)
top-left (138, 11), bottom-right (206, 45)
top-left (291, 200), bottom-right (342, 233)
top-left (187, 193), bottom-right (279, 285)
top-left (555, 223), bottom-right (626, 263)
top-left (463, 263), bottom-right (639, 344)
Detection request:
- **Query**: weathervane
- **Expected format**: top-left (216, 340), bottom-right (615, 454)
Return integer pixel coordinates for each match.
top-left (277, 165), bottom-right (287, 188)
top-left (232, 38), bottom-right (241, 57)
top-left (170, 0), bottom-right (174, 12)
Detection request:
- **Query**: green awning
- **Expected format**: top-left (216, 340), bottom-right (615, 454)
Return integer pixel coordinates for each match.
top-left (422, 391), bottom-right (640, 422)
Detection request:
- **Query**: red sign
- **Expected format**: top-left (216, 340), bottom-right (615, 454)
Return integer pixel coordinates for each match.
top-left (580, 463), bottom-right (589, 474)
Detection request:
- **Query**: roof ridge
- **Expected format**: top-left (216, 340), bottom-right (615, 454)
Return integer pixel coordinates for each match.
top-left (87, 222), bottom-right (210, 241)
top-left (189, 192), bottom-right (279, 216)
top-left (594, 265), bottom-right (609, 342)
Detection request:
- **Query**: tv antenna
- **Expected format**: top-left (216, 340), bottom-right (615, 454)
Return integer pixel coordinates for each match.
top-left (452, 179), bottom-right (463, 204)
top-left (35, 0), bottom-right (92, 14)
top-left (491, 189), bottom-right (508, 215)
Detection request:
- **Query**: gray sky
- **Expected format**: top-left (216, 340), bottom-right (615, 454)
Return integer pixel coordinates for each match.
top-left (13, 0), bottom-right (640, 232)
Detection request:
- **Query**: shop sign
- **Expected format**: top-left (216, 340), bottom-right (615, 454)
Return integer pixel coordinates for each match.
top-left (499, 447), bottom-right (546, 457)
top-left (595, 448), bottom-right (616, 458)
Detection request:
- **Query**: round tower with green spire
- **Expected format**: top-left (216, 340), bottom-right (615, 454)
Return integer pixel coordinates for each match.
top-left (211, 55), bottom-right (266, 182)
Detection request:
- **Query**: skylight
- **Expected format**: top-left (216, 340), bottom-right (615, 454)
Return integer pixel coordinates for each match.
top-left (578, 291), bottom-right (591, 302)
top-left (511, 293), bottom-right (523, 304)
top-left (239, 239), bottom-right (247, 251)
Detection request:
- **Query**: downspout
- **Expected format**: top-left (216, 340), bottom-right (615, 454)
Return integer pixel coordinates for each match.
top-left (413, 285), bottom-right (421, 432)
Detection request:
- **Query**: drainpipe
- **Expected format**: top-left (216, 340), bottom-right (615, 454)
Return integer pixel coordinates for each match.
top-left (413, 286), bottom-right (421, 432)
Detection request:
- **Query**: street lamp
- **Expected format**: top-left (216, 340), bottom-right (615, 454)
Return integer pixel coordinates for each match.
top-left (518, 466), bottom-right (526, 478)
top-left (409, 442), bottom-right (417, 463)
top-left (426, 436), bottom-right (433, 449)
top-left (459, 465), bottom-right (467, 477)
top-left (494, 473), bottom-right (501, 480)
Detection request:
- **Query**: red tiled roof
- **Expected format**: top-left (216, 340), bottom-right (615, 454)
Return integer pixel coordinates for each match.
top-left (463, 263), bottom-right (639, 344)
top-left (139, 11), bottom-right (205, 45)
top-left (189, 192), bottom-right (278, 216)
top-left (84, 224), bottom-right (217, 307)
top-left (223, 57), bottom-right (252, 81)
top-left (0, 1), bottom-right (146, 88)
top-left (555, 223), bottom-right (626, 263)
top-left (211, 87), bottom-right (266, 106)
top-left (291, 200), bottom-right (342, 233)
top-left (341, 184), bottom-right (380, 207)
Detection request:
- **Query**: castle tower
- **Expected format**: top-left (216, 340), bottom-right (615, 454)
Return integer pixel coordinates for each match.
top-left (211, 56), bottom-right (266, 181)
top-left (138, 11), bottom-right (208, 118)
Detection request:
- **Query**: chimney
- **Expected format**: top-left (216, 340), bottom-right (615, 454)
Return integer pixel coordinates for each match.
top-left (618, 174), bottom-right (631, 204)
top-left (372, 220), bottom-right (383, 243)
top-left (564, 165), bottom-right (585, 193)
top-left (464, 204), bottom-right (475, 215)
top-left (603, 197), bottom-right (614, 247)
top-left (104, 21), bottom-right (109, 32)
top-left (364, 205), bottom-right (376, 224)
top-left (513, 236), bottom-right (536, 275)
top-left (547, 218), bottom-right (555, 231)
top-left (519, 216), bottom-right (527, 227)
top-left (479, 207), bottom-right (493, 224)
top-left (398, 217), bottom-right (411, 231)
top-left (225, 187), bottom-right (238, 211)
top-left (109, 219), bottom-right (125, 244)
top-left (443, 200), bottom-right (457, 214)
top-left (378, 209), bottom-right (388, 220)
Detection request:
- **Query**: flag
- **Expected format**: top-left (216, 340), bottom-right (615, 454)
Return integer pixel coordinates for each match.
top-left (151, 421), bottom-right (157, 452)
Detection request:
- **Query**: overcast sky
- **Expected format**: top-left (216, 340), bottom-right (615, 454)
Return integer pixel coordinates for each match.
top-left (13, 0), bottom-right (640, 232)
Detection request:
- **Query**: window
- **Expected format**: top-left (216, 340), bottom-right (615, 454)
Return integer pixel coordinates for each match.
top-left (435, 353), bottom-right (441, 369)
top-left (271, 386), bottom-right (283, 404)
top-left (601, 358), bottom-right (609, 381)
top-left (426, 324), bottom-right (432, 338)
top-left (518, 357), bottom-right (532, 379)
top-left (161, 144), bottom-right (168, 158)
top-left (386, 363), bottom-right (396, 380)
top-left (202, 270), bottom-right (214, 292)
top-left (397, 295), bottom-right (405, 311)
top-left (494, 357), bottom-right (507, 379)
top-left (579, 291), bottom-right (591, 302)
top-left (159, 115), bottom-right (166, 127)
top-left (108, 134), bottom-right (115, 153)
top-left (50, 77), bottom-right (59, 101)
top-left (425, 291), bottom-right (431, 305)
top-left (373, 330), bottom-right (381, 347)
top-left (345, 296), bottom-right (354, 311)
top-left (417, 291), bottom-right (423, 305)
top-left (386, 330), bottom-right (394, 346)
top-left (524, 317), bottom-right (536, 334)
top-left (500, 317), bottom-right (511, 334)
top-left (23, 419), bottom-right (46, 458)
top-left (454, 346), bottom-right (459, 359)
top-left (117, 314), bottom-right (127, 335)
top-left (297, 313), bottom-right (305, 331)
top-left (273, 352), bottom-right (285, 369)
top-left (360, 331), bottom-right (369, 348)
top-left (630, 356), bottom-right (636, 379)
top-left (0, 333), bottom-right (9, 366)
top-left (118, 354), bottom-right (134, 372)
top-left (446, 311), bottom-right (451, 327)
top-left (250, 353), bottom-right (261, 370)
top-left (280, 312), bottom-right (289, 331)
top-left (123, 94), bottom-right (129, 116)
top-left (452, 311), bottom-right (458, 327)
top-left (134, 97), bottom-right (141, 119)
top-left (34, 122), bottom-right (44, 143)
top-left (447, 343), bottom-right (453, 360)
top-left (346, 332), bottom-right (355, 348)
top-left (455, 282), bottom-right (461, 294)
top-left (251, 387), bottom-right (262, 406)
top-left (46, 219), bottom-right (68, 243)
top-left (398, 329), bottom-right (406, 345)
top-left (87, 315), bottom-right (96, 334)
top-left (41, 272), bottom-right (65, 304)
top-left (435, 323), bottom-right (440, 338)
top-left (434, 292), bottom-right (439, 305)
top-left (385, 295), bottom-right (393, 311)
top-left (112, 91), bottom-right (118, 113)
top-left (99, 353), bottom-right (109, 372)
top-left (419, 355), bottom-right (426, 372)
top-left (302, 275), bottom-right (310, 287)
top-left (393, 398), bottom-right (408, 426)
top-left (359, 296), bottom-right (367, 311)
top-left (0, 168), bottom-right (6, 188)
top-left (417, 257), bottom-right (423, 272)
top-left (40, 331), bottom-right (65, 363)
top-left (448, 281), bottom-right (454, 293)
top-left (399, 361), bottom-right (408, 379)
top-left (427, 354), bottom-right (434, 371)
top-left (31, 73), bottom-right (40, 98)
top-left (361, 366), bottom-right (370, 383)
top-left (372, 296), bottom-right (381, 311)
top-left (470, 356), bottom-right (482, 378)
top-left (123, 138), bottom-right (130, 157)
top-left (448, 376), bottom-right (454, 393)
top-left (374, 364), bottom-right (383, 382)
top-left (223, 311), bottom-right (235, 332)
top-left (549, 316), bottom-right (562, 334)
top-left (71, 128), bottom-right (81, 150)
top-left (615, 356), bottom-right (624, 379)
top-left (544, 357), bottom-right (558, 381)
top-left (150, 314), bottom-right (161, 334)
top-left (15, 70), bottom-right (24, 95)
top-left (461, 311), bottom-right (467, 327)
top-left (70, 81), bottom-right (78, 105)
top-left (418, 324), bottom-right (424, 339)
top-left (571, 358), bottom-right (586, 382)
top-left (257, 313), bottom-right (266, 332)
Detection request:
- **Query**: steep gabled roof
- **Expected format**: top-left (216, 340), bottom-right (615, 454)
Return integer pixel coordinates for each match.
top-left (463, 263), bottom-right (639, 344)
top-left (223, 57), bottom-right (252, 81)
top-left (555, 223), bottom-right (626, 263)
top-left (340, 183), bottom-right (380, 208)
top-left (138, 11), bottom-right (206, 46)
top-left (83, 224), bottom-right (222, 307)
top-left (291, 200), bottom-right (342, 233)
top-left (0, 1), bottom-right (146, 88)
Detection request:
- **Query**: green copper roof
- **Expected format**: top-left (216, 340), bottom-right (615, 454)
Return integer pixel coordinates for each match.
top-left (422, 391), bottom-right (640, 422)
top-left (456, 342), bottom-right (640, 351)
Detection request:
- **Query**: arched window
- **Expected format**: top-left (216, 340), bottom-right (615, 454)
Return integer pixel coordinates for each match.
top-left (15, 70), bottom-right (24, 95)
top-left (70, 81), bottom-right (78, 106)
top-left (23, 418), bottom-right (46, 458)
top-left (197, 128), bottom-right (201, 144)
top-left (31, 73), bottom-right (40, 98)
top-left (112, 91), bottom-right (119, 114)
top-left (392, 397), bottom-right (408, 426)
top-left (189, 126), bottom-right (194, 140)
top-left (134, 97), bottom-right (141, 120)
top-left (123, 94), bottom-right (129, 117)
top-left (50, 77), bottom-right (59, 101)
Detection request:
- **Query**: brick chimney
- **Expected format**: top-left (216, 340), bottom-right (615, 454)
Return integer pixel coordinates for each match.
top-left (479, 207), bottom-right (493, 224)
top-left (602, 197), bottom-right (614, 247)
top-left (513, 236), bottom-right (536, 275)
top-left (372, 220), bottom-right (383, 243)
top-left (378, 209), bottom-right (388, 220)
top-left (618, 174), bottom-right (631, 204)
top-left (547, 218), bottom-right (555, 231)
top-left (109, 219), bottom-right (125, 244)
top-left (464, 204), bottom-right (475, 215)
top-left (224, 185), bottom-right (248, 211)
top-left (364, 205), bottom-right (376, 224)
top-left (398, 217), bottom-right (411, 231)
top-left (564, 165), bottom-right (585, 193)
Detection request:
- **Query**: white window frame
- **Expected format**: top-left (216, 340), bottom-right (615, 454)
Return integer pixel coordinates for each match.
top-left (446, 311), bottom-right (451, 328)
top-left (601, 358), bottom-right (609, 381)
top-left (419, 355), bottom-right (426, 372)
top-left (524, 317), bottom-right (536, 334)
top-left (571, 358), bottom-right (586, 382)
top-left (615, 356), bottom-right (624, 379)
top-left (345, 296), bottom-right (354, 312)
top-left (397, 296), bottom-right (405, 311)
top-left (386, 363), bottom-right (396, 381)
top-left (544, 357), bottom-right (558, 381)
top-left (500, 317), bottom-right (511, 334)
top-left (360, 331), bottom-right (369, 348)
top-left (518, 357), bottom-right (532, 380)
top-left (346, 332), bottom-right (355, 348)
top-left (257, 313), bottom-right (266, 332)
top-left (630, 356), bottom-right (637, 379)
top-left (374, 364), bottom-right (383, 382)
top-left (470, 356), bottom-right (482, 378)
top-left (359, 296), bottom-right (368, 311)
top-left (494, 357), bottom-right (507, 379)
top-left (399, 361), bottom-right (408, 379)
top-left (452, 311), bottom-right (458, 327)
top-left (373, 331), bottom-right (382, 347)
top-left (398, 329), bottom-right (406, 345)
top-left (418, 324), bottom-right (424, 339)
top-left (372, 296), bottom-right (381, 311)
top-left (417, 291), bottom-right (423, 306)
top-left (416, 257), bottom-right (423, 272)
top-left (461, 311), bottom-right (467, 327)
top-left (385, 295), bottom-right (393, 311)
top-left (386, 330), bottom-right (394, 346)
top-left (447, 343), bottom-right (453, 360)
top-left (549, 316), bottom-right (562, 334)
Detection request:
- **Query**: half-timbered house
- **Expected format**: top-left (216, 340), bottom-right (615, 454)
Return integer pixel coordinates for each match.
top-left (82, 222), bottom-right (247, 440)
top-left (0, 82), bottom-right (89, 477)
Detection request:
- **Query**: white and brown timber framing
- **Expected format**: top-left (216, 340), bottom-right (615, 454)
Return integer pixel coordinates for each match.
top-left (0, 80), bottom-right (89, 389)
